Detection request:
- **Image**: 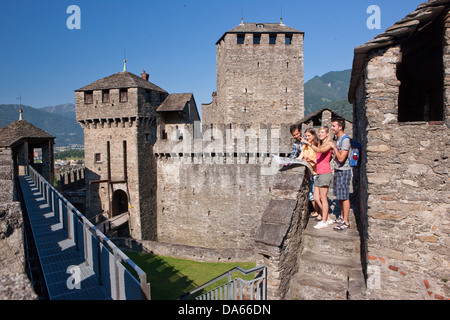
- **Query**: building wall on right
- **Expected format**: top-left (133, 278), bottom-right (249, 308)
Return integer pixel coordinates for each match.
top-left (351, 7), bottom-right (450, 300)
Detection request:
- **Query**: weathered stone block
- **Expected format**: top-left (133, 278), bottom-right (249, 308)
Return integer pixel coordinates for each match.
top-left (260, 199), bottom-right (297, 225)
top-left (254, 223), bottom-right (290, 247)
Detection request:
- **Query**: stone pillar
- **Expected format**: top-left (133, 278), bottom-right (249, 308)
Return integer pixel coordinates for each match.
top-left (16, 142), bottom-right (28, 176)
top-left (41, 140), bottom-right (54, 184)
top-left (322, 110), bottom-right (332, 127)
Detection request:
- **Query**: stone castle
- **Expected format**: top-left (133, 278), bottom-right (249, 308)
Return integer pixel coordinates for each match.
top-left (74, 1), bottom-right (450, 299)
top-left (1, 0), bottom-right (448, 300)
top-left (75, 20), bottom-right (305, 246)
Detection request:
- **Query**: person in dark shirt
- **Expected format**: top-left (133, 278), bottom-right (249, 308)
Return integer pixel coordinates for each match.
top-left (289, 124), bottom-right (303, 159)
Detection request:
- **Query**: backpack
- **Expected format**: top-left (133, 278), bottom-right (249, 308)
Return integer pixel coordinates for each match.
top-left (341, 134), bottom-right (361, 167)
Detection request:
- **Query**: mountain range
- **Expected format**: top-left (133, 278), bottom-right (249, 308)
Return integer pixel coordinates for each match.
top-left (0, 103), bottom-right (83, 147)
top-left (40, 103), bottom-right (76, 120)
top-left (304, 69), bottom-right (352, 119)
top-left (0, 69), bottom-right (352, 148)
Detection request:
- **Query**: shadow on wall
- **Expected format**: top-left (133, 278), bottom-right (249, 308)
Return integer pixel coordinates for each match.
top-left (84, 168), bottom-right (102, 219)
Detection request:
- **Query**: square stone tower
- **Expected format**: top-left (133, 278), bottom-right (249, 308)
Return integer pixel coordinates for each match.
top-left (75, 68), bottom-right (168, 240)
top-left (203, 20), bottom-right (305, 130)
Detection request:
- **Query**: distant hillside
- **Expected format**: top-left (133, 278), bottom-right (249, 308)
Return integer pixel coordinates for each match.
top-left (321, 99), bottom-right (353, 121)
top-left (304, 69), bottom-right (352, 120)
top-left (40, 103), bottom-right (76, 119)
top-left (0, 104), bottom-right (83, 147)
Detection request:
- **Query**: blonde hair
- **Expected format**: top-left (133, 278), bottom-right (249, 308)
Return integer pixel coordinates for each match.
top-left (318, 126), bottom-right (331, 147)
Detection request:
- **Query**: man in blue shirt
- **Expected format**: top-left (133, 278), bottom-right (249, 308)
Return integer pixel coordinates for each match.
top-left (289, 124), bottom-right (303, 159)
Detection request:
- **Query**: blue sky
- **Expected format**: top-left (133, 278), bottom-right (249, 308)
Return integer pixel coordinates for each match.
top-left (0, 0), bottom-right (425, 111)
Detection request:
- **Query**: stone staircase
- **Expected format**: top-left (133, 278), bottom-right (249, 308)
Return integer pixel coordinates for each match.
top-left (96, 212), bottom-right (130, 237)
top-left (288, 192), bottom-right (366, 300)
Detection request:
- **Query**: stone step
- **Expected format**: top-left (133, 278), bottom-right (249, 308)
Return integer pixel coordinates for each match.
top-left (289, 273), bottom-right (348, 300)
top-left (309, 207), bottom-right (358, 231)
top-left (297, 249), bottom-right (360, 282)
top-left (305, 215), bottom-right (359, 237)
top-left (303, 217), bottom-right (361, 257)
top-left (288, 182), bottom-right (363, 300)
top-left (96, 212), bottom-right (129, 235)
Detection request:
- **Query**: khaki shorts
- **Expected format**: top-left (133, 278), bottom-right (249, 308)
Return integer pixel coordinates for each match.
top-left (315, 172), bottom-right (333, 188)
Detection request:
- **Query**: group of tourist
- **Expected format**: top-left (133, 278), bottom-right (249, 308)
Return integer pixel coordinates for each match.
top-left (288, 117), bottom-right (352, 231)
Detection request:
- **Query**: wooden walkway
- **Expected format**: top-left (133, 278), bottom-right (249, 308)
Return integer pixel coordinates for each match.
top-left (19, 175), bottom-right (110, 300)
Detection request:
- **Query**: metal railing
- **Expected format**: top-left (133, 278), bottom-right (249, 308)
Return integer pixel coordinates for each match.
top-left (178, 265), bottom-right (267, 300)
top-left (27, 165), bottom-right (151, 300)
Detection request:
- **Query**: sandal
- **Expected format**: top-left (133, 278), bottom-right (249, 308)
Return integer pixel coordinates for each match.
top-left (333, 222), bottom-right (349, 231)
top-left (333, 217), bottom-right (343, 224)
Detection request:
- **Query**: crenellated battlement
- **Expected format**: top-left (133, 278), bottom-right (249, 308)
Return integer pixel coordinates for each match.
top-left (153, 121), bottom-right (295, 156)
top-left (56, 167), bottom-right (85, 191)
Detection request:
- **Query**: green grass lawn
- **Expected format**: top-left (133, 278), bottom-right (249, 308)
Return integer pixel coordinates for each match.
top-left (123, 250), bottom-right (256, 300)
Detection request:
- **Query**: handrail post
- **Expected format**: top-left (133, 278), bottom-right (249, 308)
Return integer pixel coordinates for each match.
top-left (96, 234), bottom-right (102, 286)
top-left (83, 221), bottom-right (90, 266)
top-left (228, 271), bottom-right (233, 300)
top-left (49, 186), bottom-right (54, 212)
top-left (67, 205), bottom-right (73, 240)
top-left (140, 274), bottom-right (151, 300)
top-left (114, 250), bottom-right (121, 300)
top-left (73, 207), bottom-right (78, 251)
top-left (59, 197), bottom-right (63, 226)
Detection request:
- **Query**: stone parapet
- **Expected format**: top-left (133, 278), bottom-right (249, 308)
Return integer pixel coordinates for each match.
top-left (254, 165), bottom-right (310, 299)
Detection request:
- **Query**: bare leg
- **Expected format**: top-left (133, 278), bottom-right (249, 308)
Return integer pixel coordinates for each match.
top-left (340, 199), bottom-right (350, 224)
top-left (320, 187), bottom-right (329, 223)
top-left (313, 186), bottom-right (322, 220)
top-left (311, 200), bottom-right (319, 217)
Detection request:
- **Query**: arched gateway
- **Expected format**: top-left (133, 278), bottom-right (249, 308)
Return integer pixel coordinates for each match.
top-left (111, 189), bottom-right (128, 217)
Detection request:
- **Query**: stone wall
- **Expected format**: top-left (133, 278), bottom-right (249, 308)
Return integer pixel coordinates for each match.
top-left (115, 163), bottom-right (311, 300)
top-left (137, 122), bottom-right (158, 241)
top-left (0, 202), bottom-right (37, 300)
top-left (0, 202), bottom-right (24, 277)
top-left (0, 150), bottom-right (25, 281)
top-left (353, 44), bottom-right (450, 300)
top-left (56, 167), bottom-right (85, 191)
top-left (113, 237), bottom-right (256, 263)
top-left (82, 121), bottom-right (157, 240)
top-left (154, 122), bottom-right (295, 162)
top-left (201, 92), bottom-right (222, 126)
top-left (0, 148), bottom-right (15, 202)
top-left (152, 119), bottom-right (307, 252)
top-left (155, 156), bottom-right (277, 250)
top-left (75, 87), bottom-right (164, 121)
